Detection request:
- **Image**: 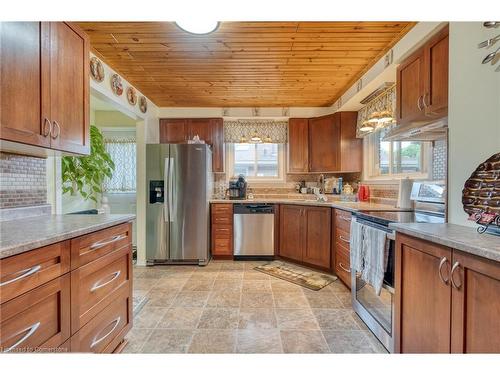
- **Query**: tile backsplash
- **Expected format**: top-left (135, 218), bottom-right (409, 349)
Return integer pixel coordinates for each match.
top-left (0, 152), bottom-right (47, 209)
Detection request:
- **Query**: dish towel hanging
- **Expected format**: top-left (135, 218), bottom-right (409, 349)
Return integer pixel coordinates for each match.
top-left (349, 220), bottom-right (389, 295)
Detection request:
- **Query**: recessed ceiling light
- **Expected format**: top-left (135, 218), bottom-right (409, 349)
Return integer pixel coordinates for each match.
top-left (175, 20), bottom-right (219, 35)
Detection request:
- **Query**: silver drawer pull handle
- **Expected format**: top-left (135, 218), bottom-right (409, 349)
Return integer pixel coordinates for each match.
top-left (89, 234), bottom-right (126, 250)
top-left (339, 235), bottom-right (350, 244)
top-left (450, 261), bottom-right (462, 290)
top-left (4, 321), bottom-right (41, 353)
top-left (339, 262), bottom-right (351, 273)
top-left (0, 265), bottom-right (42, 287)
top-left (438, 257), bottom-right (450, 285)
top-left (90, 270), bottom-right (121, 292)
top-left (90, 317), bottom-right (121, 349)
top-left (340, 216), bottom-right (351, 222)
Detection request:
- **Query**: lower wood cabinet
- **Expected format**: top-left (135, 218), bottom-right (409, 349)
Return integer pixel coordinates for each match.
top-left (395, 233), bottom-right (500, 353)
top-left (0, 275), bottom-right (71, 353)
top-left (332, 209), bottom-right (353, 288)
top-left (0, 222), bottom-right (133, 354)
top-left (211, 203), bottom-right (233, 257)
top-left (279, 204), bottom-right (331, 269)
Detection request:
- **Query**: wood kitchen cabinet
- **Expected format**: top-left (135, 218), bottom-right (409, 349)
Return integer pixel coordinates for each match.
top-left (211, 203), bottom-right (234, 258)
top-left (0, 222), bottom-right (133, 353)
top-left (395, 233), bottom-right (500, 353)
top-left (287, 118), bottom-right (309, 173)
top-left (160, 118), bottom-right (224, 172)
top-left (0, 22), bottom-right (90, 155)
top-left (332, 209), bottom-right (353, 289)
top-left (308, 114), bottom-right (340, 172)
top-left (279, 204), bottom-right (331, 270)
top-left (306, 112), bottom-right (362, 173)
top-left (396, 25), bottom-right (448, 126)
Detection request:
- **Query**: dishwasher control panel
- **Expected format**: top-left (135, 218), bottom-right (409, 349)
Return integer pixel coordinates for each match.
top-left (233, 204), bottom-right (274, 214)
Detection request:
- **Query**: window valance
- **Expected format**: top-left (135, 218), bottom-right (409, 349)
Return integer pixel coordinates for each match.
top-left (224, 119), bottom-right (288, 144)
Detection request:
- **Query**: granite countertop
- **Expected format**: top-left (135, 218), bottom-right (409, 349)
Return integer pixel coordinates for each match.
top-left (209, 198), bottom-right (409, 213)
top-left (389, 223), bottom-right (500, 263)
top-left (0, 214), bottom-right (136, 259)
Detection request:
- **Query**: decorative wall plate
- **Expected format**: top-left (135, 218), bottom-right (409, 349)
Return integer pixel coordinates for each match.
top-left (89, 57), bottom-right (104, 82)
top-left (126, 87), bottom-right (137, 106)
top-left (110, 74), bottom-right (123, 96)
top-left (462, 152), bottom-right (500, 233)
top-left (139, 96), bottom-right (147, 113)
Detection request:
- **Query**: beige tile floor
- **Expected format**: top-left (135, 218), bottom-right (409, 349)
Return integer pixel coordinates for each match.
top-left (124, 260), bottom-right (388, 354)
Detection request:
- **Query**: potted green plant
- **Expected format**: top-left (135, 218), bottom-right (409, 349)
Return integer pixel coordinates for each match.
top-left (62, 125), bottom-right (115, 203)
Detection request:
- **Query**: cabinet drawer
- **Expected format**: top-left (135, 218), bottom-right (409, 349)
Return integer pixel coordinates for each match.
top-left (212, 204), bottom-right (233, 215)
top-left (335, 244), bottom-right (351, 288)
top-left (212, 225), bottom-right (232, 239)
top-left (212, 238), bottom-right (233, 255)
top-left (71, 284), bottom-right (131, 353)
top-left (71, 245), bottom-right (131, 333)
top-left (335, 227), bottom-right (351, 250)
top-left (0, 275), bottom-right (70, 353)
top-left (70, 223), bottom-right (131, 269)
top-left (0, 241), bottom-right (70, 304)
top-left (334, 209), bottom-right (352, 233)
top-left (212, 215), bottom-right (233, 225)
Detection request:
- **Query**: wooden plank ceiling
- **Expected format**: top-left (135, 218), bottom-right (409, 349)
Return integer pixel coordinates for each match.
top-left (78, 22), bottom-right (415, 107)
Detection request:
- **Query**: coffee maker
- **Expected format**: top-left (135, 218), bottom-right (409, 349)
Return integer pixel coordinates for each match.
top-left (227, 174), bottom-right (247, 199)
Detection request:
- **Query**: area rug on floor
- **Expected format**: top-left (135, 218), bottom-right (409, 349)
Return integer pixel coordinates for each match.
top-left (254, 261), bottom-right (337, 291)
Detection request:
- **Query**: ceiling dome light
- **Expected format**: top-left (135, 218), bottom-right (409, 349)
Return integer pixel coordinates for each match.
top-left (175, 20), bottom-right (220, 35)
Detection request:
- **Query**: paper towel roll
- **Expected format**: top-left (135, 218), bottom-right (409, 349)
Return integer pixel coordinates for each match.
top-left (397, 178), bottom-right (413, 209)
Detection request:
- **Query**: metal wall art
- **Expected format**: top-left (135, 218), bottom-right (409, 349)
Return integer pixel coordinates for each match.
top-left (479, 22), bottom-right (500, 72)
top-left (139, 96), bottom-right (148, 113)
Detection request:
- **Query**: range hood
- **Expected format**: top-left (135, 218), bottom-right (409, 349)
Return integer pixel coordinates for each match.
top-left (383, 118), bottom-right (448, 141)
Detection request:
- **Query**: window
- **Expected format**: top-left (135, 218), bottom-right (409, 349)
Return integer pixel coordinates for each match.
top-left (227, 143), bottom-right (284, 181)
top-left (366, 131), bottom-right (431, 179)
top-left (103, 139), bottom-right (136, 192)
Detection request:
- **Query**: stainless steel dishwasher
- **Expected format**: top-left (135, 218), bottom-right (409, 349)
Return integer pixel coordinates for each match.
top-left (233, 204), bottom-right (275, 257)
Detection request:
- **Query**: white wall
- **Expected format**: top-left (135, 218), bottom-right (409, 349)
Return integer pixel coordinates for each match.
top-left (448, 22), bottom-right (500, 226)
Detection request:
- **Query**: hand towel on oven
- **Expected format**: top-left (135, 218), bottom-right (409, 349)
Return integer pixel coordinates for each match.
top-left (361, 225), bottom-right (389, 295)
top-left (349, 220), bottom-right (364, 273)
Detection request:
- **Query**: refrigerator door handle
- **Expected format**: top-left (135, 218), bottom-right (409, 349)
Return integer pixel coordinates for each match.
top-left (168, 157), bottom-right (174, 222)
top-left (163, 157), bottom-right (170, 223)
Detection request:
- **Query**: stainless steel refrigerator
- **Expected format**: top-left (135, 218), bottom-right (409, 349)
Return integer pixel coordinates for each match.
top-left (146, 144), bottom-right (213, 265)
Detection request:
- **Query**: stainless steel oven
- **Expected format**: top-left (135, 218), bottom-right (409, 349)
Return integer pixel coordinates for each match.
top-left (351, 216), bottom-right (395, 353)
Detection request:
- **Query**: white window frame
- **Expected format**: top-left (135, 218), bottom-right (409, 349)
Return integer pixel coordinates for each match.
top-left (225, 143), bottom-right (286, 184)
top-left (363, 131), bottom-right (432, 182)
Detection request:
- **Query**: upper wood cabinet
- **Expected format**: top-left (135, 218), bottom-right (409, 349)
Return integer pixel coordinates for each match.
top-left (309, 114), bottom-right (340, 172)
top-left (307, 112), bottom-right (362, 173)
top-left (395, 233), bottom-right (500, 353)
top-left (279, 204), bottom-right (331, 269)
top-left (396, 25), bottom-right (449, 126)
top-left (287, 118), bottom-right (309, 173)
top-left (159, 118), bottom-right (224, 172)
top-left (0, 22), bottom-right (90, 155)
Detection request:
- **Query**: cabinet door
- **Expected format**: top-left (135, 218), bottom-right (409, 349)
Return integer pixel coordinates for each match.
top-left (338, 112), bottom-right (362, 172)
top-left (394, 234), bottom-right (452, 353)
top-left (49, 22), bottom-right (89, 154)
top-left (186, 118), bottom-right (210, 142)
top-left (308, 115), bottom-right (339, 172)
top-left (423, 25), bottom-right (449, 117)
top-left (396, 48), bottom-right (426, 126)
top-left (287, 118), bottom-right (309, 173)
top-left (303, 206), bottom-right (331, 269)
top-left (279, 205), bottom-right (304, 262)
top-left (450, 251), bottom-right (500, 353)
top-left (159, 119), bottom-right (187, 143)
top-left (210, 118), bottom-right (224, 173)
top-left (0, 22), bottom-right (51, 148)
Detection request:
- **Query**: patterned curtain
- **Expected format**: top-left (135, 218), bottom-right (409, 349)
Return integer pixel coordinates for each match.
top-left (103, 138), bottom-right (136, 192)
top-left (224, 119), bottom-right (288, 143)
